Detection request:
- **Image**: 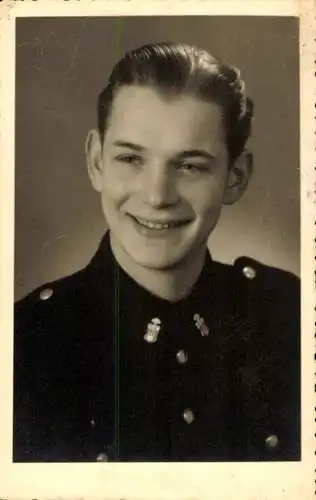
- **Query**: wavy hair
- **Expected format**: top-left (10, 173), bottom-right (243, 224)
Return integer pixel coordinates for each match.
top-left (97, 42), bottom-right (254, 163)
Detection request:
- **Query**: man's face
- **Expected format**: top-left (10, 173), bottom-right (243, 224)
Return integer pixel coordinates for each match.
top-left (88, 85), bottom-right (245, 270)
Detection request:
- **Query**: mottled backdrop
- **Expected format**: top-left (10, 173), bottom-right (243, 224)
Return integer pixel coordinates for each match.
top-left (15, 17), bottom-right (300, 300)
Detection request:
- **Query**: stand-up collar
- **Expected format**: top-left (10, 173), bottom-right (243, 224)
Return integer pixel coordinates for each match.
top-left (86, 231), bottom-right (215, 315)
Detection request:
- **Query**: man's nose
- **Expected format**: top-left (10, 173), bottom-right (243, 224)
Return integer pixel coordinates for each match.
top-left (140, 165), bottom-right (179, 209)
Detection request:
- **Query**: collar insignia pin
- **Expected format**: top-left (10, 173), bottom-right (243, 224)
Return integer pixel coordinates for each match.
top-left (144, 317), bottom-right (161, 343)
top-left (193, 313), bottom-right (210, 336)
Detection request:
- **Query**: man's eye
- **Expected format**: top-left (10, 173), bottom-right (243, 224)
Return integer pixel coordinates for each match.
top-left (116, 154), bottom-right (143, 166)
top-left (177, 161), bottom-right (206, 173)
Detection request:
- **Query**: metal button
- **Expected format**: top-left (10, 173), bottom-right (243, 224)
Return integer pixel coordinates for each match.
top-left (39, 288), bottom-right (53, 300)
top-left (96, 452), bottom-right (108, 462)
top-left (90, 419), bottom-right (96, 427)
top-left (265, 434), bottom-right (279, 449)
top-left (176, 350), bottom-right (188, 364)
top-left (242, 265), bottom-right (256, 280)
top-left (182, 408), bottom-right (195, 424)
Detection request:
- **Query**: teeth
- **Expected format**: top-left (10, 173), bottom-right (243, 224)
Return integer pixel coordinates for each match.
top-left (135, 217), bottom-right (173, 229)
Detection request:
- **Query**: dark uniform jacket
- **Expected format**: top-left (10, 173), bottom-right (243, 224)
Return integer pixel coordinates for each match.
top-left (14, 233), bottom-right (300, 462)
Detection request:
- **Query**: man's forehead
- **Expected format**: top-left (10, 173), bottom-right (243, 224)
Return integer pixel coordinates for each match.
top-left (106, 84), bottom-right (225, 149)
top-left (110, 84), bottom-right (219, 114)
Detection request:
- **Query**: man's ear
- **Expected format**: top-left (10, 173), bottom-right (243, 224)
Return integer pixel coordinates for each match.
top-left (223, 150), bottom-right (253, 205)
top-left (85, 129), bottom-right (104, 193)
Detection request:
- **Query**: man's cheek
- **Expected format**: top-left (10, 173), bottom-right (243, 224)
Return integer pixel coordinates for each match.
top-left (102, 177), bottom-right (126, 201)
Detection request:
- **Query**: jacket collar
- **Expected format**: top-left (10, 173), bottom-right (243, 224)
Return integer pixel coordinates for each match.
top-left (85, 231), bottom-right (218, 313)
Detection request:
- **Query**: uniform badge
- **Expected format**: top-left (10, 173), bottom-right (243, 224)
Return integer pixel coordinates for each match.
top-left (193, 313), bottom-right (209, 336)
top-left (144, 317), bottom-right (161, 343)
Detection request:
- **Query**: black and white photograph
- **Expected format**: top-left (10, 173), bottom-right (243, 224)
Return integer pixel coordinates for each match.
top-left (0, 1), bottom-right (314, 499)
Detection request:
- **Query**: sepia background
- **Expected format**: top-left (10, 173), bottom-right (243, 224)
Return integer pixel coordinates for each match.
top-left (15, 16), bottom-right (300, 300)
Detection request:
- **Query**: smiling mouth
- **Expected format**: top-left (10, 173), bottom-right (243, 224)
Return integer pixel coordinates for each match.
top-left (130, 215), bottom-right (190, 230)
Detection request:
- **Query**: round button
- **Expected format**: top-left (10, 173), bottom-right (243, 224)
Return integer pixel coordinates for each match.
top-left (96, 452), bottom-right (108, 462)
top-left (90, 419), bottom-right (96, 427)
top-left (39, 288), bottom-right (53, 301)
top-left (242, 265), bottom-right (256, 280)
top-left (265, 434), bottom-right (279, 449)
top-left (182, 408), bottom-right (195, 424)
top-left (176, 350), bottom-right (188, 364)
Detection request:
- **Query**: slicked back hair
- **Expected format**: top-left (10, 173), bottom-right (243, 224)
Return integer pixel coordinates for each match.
top-left (97, 42), bottom-right (254, 163)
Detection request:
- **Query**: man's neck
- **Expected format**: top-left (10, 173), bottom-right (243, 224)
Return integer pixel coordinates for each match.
top-left (109, 235), bottom-right (207, 302)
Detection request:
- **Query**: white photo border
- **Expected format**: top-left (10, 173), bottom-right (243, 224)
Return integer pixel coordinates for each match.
top-left (0, 0), bottom-right (315, 499)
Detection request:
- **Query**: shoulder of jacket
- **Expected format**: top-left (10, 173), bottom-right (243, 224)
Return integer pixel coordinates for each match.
top-left (14, 269), bottom-right (86, 326)
top-left (230, 256), bottom-right (300, 333)
top-left (232, 256), bottom-right (299, 290)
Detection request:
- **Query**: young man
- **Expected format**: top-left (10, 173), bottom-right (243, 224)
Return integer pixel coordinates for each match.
top-left (14, 42), bottom-right (300, 462)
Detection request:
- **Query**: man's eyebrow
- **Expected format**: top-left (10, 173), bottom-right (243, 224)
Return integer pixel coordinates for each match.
top-left (175, 149), bottom-right (215, 161)
top-left (113, 140), bottom-right (145, 152)
top-left (112, 142), bottom-right (215, 161)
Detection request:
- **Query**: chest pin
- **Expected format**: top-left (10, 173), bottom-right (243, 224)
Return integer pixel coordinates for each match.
top-left (144, 317), bottom-right (161, 343)
top-left (193, 313), bottom-right (210, 336)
